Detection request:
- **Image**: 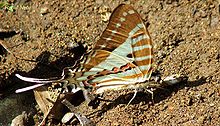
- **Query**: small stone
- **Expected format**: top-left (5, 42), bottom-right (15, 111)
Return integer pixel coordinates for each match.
top-left (133, 118), bottom-right (143, 125)
top-left (157, 50), bottom-right (166, 59)
top-left (61, 112), bottom-right (74, 124)
top-left (67, 41), bottom-right (79, 49)
top-left (40, 7), bottom-right (49, 15)
top-left (209, 103), bottom-right (215, 107)
top-left (200, 10), bottom-right (207, 18)
top-left (11, 111), bottom-right (28, 126)
top-left (198, 115), bottom-right (206, 124)
top-left (99, 6), bottom-right (111, 22)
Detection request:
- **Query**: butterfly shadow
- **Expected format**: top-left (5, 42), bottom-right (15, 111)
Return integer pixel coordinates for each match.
top-left (0, 43), bottom-right (86, 125)
top-left (87, 76), bottom-right (207, 118)
top-left (10, 43), bottom-right (86, 92)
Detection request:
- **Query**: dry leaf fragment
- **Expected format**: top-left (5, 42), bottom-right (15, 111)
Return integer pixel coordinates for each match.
top-left (33, 85), bottom-right (62, 125)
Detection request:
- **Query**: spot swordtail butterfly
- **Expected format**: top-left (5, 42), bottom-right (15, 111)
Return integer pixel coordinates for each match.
top-left (15, 4), bottom-right (184, 105)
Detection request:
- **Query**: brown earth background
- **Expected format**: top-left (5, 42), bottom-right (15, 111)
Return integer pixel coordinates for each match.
top-left (0, 0), bottom-right (220, 125)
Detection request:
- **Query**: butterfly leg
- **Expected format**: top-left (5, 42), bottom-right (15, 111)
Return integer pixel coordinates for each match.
top-left (82, 89), bottom-right (93, 103)
top-left (124, 89), bottom-right (138, 109)
top-left (146, 88), bottom-right (155, 104)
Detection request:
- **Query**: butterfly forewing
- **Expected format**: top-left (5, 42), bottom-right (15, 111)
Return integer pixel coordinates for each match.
top-left (76, 4), bottom-right (153, 92)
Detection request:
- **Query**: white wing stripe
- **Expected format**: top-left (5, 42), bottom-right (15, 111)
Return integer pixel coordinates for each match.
top-left (135, 55), bottom-right (153, 61)
top-left (133, 44), bottom-right (152, 51)
top-left (132, 34), bottom-right (150, 45)
top-left (89, 67), bottom-right (104, 72)
top-left (128, 23), bottom-right (144, 36)
top-left (123, 12), bottom-right (128, 16)
top-left (128, 10), bottom-right (135, 14)
top-left (112, 30), bottom-right (117, 34)
top-left (83, 71), bottom-right (99, 76)
top-left (139, 64), bottom-right (151, 71)
top-left (116, 23), bottom-right (121, 28)
top-left (91, 68), bottom-right (142, 83)
top-left (84, 22), bottom-right (151, 81)
top-left (120, 17), bottom-right (126, 22)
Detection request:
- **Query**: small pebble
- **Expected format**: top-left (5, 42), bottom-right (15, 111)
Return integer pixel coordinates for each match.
top-left (40, 7), bottom-right (49, 15)
top-left (61, 112), bottom-right (74, 124)
top-left (11, 111), bottom-right (28, 126)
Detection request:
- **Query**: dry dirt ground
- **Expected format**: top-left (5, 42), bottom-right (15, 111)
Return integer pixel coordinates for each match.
top-left (0, 0), bottom-right (220, 125)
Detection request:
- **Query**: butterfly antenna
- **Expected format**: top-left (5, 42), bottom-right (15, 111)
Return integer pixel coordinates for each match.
top-left (15, 83), bottom-right (45, 93)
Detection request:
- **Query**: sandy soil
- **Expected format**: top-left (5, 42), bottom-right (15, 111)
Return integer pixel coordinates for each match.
top-left (0, 0), bottom-right (220, 125)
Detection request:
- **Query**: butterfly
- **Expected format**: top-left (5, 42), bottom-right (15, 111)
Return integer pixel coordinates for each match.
top-left (15, 4), bottom-right (184, 106)
top-left (15, 4), bottom-right (187, 125)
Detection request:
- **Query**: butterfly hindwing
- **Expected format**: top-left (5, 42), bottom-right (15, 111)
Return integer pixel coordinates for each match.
top-left (76, 4), bottom-right (153, 92)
